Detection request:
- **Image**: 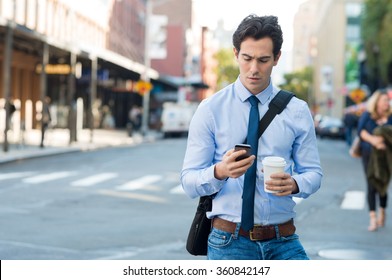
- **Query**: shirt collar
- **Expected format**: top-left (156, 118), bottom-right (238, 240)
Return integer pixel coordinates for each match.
top-left (234, 77), bottom-right (274, 105)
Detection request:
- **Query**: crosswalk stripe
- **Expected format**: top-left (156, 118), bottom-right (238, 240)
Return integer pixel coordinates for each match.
top-left (116, 175), bottom-right (163, 191)
top-left (99, 189), bottom-right (166, 203)
top-left (0, 172), bottom-right (34, 181)
top-left (71, 173), bottom-right (118, 187)
top-left (341, 190), bottom-right (365, 210)
top-left (22, 171), bottom-right (76, 184)
top-left (170, 184), bottom-right (185, 194)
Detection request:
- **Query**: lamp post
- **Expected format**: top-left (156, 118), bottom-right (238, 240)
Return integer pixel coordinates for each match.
top-left (141, 0), bottom-right (152, 136)
top-left (140, 0), bottom-right (168, 136)
top-left (2, 1), bottom-right (16, 152)
top-left (2, 24), bottom-right (13, 152)
top-left (372, 44), bottom-right (380, 92)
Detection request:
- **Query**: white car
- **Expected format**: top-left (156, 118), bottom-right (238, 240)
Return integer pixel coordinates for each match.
top-left (160, 102), bottom-right (198, 138)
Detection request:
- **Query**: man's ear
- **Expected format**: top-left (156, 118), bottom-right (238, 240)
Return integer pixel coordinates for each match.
top-left (233, 47), bottom-right (239, 59)
top-left (274, 51), bottom-right (282, 66)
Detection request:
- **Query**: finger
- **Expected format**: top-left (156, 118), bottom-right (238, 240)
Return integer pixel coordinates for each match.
top-left (269, 172), bottom-right (286, 179)
top-left (233, 152), bottom-right (255, 163)
top-left (273, 189), bottom-right (291, 196)
top-left (266, 184), bottom-right (286, 194)
top-left (227, 155), bottom-right (254, 173)
top-left (231, 149), bottom-right (246, 159)
top-left (233, 156), bottom-right (255, 170)
top-left (229, 162), bottom-right (254, 178)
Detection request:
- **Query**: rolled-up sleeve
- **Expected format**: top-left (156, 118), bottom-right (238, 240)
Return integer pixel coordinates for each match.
top-left (291, 103), bottom-right (323, 198)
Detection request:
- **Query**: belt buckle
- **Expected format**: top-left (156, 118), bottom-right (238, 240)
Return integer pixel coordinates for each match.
top-left (249, 229), bottom-right (257, 241)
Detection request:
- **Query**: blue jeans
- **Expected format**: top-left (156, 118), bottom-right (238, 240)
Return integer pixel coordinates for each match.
top-left (207, 223), bottom-right (309, 260)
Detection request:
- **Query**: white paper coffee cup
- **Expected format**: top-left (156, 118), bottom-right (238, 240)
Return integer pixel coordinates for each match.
top-left (262, 156), bottom-right (286, 193)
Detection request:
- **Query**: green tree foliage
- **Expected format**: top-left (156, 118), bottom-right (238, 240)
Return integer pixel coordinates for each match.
top-left (279, 66), bottom-right (313, 103)
top-left (362, 0), bottom-right (392, 84)
top-left (214, 48), bottom-right (239, 90)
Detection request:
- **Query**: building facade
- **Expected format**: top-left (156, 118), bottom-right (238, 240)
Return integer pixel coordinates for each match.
top-left (0, 0), bottom-right (171, 149)
top-left (293, 0), bottom-right (364, 118)
top-left (150, 0), bottom-right (192, 77)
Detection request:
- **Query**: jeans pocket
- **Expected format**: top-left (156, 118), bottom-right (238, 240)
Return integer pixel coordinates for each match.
top-left (279, 234), bottom-right (299, 242)
top-left (274, 234), bottom-right (309, 260)
top-left (208, 228), bottom-right (233, 248)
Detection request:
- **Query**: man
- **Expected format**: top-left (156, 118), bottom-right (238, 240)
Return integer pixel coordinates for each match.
top-left (40, 96), bottom-right (52, 148)
top-left (343, 112), bottom-right (359, 146)
top-left (129, 105), bottom-right (142, 132)
top-left (181, 15), bottom-right (323, 260)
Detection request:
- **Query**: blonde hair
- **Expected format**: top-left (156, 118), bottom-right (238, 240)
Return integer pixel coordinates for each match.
top-left (366, 89), bottom-right (392, 119)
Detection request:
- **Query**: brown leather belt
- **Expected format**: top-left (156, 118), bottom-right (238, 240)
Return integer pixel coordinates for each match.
top-left (212, 217), bottom-right (296, 241)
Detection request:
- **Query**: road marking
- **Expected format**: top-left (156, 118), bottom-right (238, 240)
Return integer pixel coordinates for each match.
top-left (0, 239), bottom-right (79, 253)
top-left (341, 190), bottom-right (365, 210)
top-left (22, 171), bottom-right (76, 184)
top-left (170, 184), bottom-right (185, 194)
top-left (0, 172), bottom-right (34, 180)
top-left (96, 241), bottom-right (185, 260)
top-left (71, 173), bottom-right (118, 187)
top-left (116, 175), bottom-right (163, 191)
top-left (98, 189), bottom-right (166, 203)
top-left (0, 207), bottom-right (30, 214)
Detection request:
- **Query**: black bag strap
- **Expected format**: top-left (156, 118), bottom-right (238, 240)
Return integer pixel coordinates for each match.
top-left (244, 89), bottom-right (295, 143)
top-left (257, 89), bottom-right (295, 138)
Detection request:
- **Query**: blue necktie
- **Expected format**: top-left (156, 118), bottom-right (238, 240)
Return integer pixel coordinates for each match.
top-left (241, 95), bottom-right (260, 231)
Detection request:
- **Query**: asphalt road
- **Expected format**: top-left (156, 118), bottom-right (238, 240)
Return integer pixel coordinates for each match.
top-left (0, 137), bottom-right (391, 260)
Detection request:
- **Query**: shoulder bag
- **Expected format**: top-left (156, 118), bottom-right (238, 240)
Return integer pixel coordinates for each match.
top-left (349, 136), bottom-right (361, 158)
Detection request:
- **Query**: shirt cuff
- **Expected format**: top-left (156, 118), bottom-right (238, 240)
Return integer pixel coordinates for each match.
top-left (291, 174), bottom-right (303, 198)
top-left (201, 164), bottom-right (226, 194)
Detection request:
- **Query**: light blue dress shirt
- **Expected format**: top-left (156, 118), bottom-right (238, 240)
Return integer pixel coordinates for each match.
top-left (181, 78), bottom-right (323, 225)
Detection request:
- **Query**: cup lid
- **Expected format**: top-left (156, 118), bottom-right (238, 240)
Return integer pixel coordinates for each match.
top-left (262, 156), bottom-right (286, 167)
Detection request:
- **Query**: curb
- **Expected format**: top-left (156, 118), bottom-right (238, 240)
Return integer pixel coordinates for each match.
top-left (0, 130), bottom-right (162, 165)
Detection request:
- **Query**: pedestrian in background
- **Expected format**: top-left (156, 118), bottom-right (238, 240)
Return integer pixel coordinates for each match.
top-left (129, 105), bottom-right (142, 133)
top-left (181, 15), bottom-right (323, 260)
top-left (40, 96), bottom-right (52, 148)
top-left (343, 112), bottom-right (358, 146)
top-left (357, 89), bottom-right (392, 231)
top-left (101, 105), bottom-right (115, 129)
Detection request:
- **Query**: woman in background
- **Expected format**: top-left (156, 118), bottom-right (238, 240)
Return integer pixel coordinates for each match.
top-left (357, 89), bottom-right (392, 231)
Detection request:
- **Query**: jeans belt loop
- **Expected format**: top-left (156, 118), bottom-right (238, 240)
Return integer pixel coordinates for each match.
top-left (233, 222), bottom-right (241, 239)
top-left (274, 224), bottom-right (280, 239)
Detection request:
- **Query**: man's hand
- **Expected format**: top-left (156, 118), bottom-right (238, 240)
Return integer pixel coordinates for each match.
top-left (264, 172), bottom-right (299, 196)
top-left (214, 148), bottom-right (255, 180)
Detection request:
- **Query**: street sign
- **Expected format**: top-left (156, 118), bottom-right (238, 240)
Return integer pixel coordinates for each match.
top-left (349, 88), bottom-right (366, 103)
top-left (135, 80), bottom-right (153, 95)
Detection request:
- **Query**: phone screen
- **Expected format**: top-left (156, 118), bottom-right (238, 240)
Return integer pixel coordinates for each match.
top-left (234, 144), bottom-right (251, 161)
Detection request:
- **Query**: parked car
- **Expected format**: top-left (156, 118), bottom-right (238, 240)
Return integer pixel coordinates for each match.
top-left (160, 101), bottom-right (199, 138)
top-left (315, 116), bottom-right (345, 139)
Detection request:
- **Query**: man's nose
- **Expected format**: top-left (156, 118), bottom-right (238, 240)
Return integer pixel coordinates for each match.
top-left (249, 60), bottom-right (259, 73)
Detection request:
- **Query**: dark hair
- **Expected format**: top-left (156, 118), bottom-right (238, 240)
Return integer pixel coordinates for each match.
top-left (232, 15), bottom-right (283, 59)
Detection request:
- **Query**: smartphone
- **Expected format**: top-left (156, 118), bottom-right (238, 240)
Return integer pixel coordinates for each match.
top-left (234, 144), bottom-right (252, 161)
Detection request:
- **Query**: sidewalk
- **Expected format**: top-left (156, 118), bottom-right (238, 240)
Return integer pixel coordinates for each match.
top-left (0, 128), bottom-right (160, 164)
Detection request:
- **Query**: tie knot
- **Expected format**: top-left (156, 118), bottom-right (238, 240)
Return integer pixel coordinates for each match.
top-left (248, 95), bottom-right (259, 107)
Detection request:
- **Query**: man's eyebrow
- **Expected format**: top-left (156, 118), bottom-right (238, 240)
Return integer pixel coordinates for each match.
top-left (241, 53), bottom-right (271, 59)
